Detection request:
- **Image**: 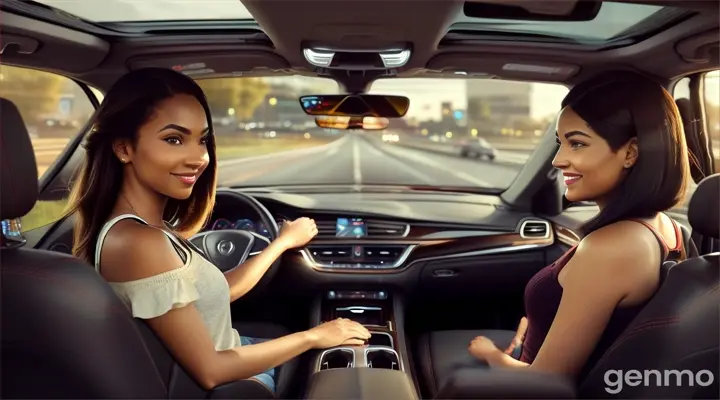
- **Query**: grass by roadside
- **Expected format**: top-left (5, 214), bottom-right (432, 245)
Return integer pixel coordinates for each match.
top-left (20, 200), bottom-right (70, 233)
top-left (22, 135), bottom-right (338, 232)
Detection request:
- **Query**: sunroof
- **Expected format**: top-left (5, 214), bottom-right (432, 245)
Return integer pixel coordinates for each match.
top-left (455, 2), bottom-right (686, 42)
top-left (32, 0), bottom-right (254, 23)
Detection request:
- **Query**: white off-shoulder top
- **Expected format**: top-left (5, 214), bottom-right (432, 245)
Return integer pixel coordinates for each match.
top-left (94, 214), bottom-right (241, 351)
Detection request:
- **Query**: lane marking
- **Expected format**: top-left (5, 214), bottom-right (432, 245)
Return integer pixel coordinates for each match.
top-left (218, 135), bottom-right (348, 167)
top-left (220, 134), bottom-right (353, 186)
top-left (364, 141), bottom-right (436, 184)
top-left (219, 154), bottom-right (305, 185)
top-left (382, 143), bottom-right (494, 187)
top-left (353, 137), bottom-right (362, 184)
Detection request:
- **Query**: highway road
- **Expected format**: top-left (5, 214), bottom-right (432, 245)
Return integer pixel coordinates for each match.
top-left (217, 134), bottom-right (525, 189)
top-left (32, 134), bottom-right (720, 191)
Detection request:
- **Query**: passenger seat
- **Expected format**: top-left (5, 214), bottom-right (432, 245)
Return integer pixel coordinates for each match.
top-left (416, 174), bottom-right (719, 399)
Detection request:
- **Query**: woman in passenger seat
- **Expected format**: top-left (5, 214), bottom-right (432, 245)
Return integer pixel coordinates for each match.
top-left (65, 67), bottom-right (371, 393)
top-left (467, 72), bottom-right (690, 380)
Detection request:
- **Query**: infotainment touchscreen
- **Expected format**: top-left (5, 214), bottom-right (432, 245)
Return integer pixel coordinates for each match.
top-left (336, 218), bottom-right (367, 237)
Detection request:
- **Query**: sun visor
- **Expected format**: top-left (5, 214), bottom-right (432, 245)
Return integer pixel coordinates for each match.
top-left (427, 54), bottom-right (580, 81)
top-left (127, 51), bottom-right (290, 77)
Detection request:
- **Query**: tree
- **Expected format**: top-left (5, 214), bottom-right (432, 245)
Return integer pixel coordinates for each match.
top-left (0, 65), bottom-right (66, 124)
top-left (197, 77), bottom-right (269, 120)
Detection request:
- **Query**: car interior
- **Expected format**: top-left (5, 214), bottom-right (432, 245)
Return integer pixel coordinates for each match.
top-left (1, 0), bottom-right (719, 399)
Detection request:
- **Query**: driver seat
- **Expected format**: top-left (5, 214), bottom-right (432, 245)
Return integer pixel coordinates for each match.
top-left (0, 98), bottom-right (285, 399)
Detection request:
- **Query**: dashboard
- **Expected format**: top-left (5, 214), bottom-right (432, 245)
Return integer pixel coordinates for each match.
top-left (203, 189), bottom-right (569, 282)
top-left (209, 218), bottom-right (275, 240)
top-left (36, 186), bottom-right (581, 291)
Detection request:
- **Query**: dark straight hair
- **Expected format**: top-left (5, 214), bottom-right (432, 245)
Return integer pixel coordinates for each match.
top-left (561, 71), bottom-right (690, 235)
top-left (65, 68), bottom-right (218, 264)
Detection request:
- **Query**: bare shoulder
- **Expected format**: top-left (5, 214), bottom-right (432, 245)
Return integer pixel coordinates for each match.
top-left (578, 220), bottom-right (662, 266)
top-left (100, 219), bottom-right (186, 282)
top-left (566, 220), bottom-right (663, 289)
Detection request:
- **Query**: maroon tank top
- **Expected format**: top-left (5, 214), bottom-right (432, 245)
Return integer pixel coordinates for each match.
top-left (519, 218), bottom-right (684, 379)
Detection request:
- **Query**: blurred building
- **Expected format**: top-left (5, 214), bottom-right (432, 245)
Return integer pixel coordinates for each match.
top-left (465, 79), bottom-right (532, 135)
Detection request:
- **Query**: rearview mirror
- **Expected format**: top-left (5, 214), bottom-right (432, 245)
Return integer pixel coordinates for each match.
top-left (315, 116), bottom-right (390, 130)
top-left (299, 94), bottom-right (410, 118)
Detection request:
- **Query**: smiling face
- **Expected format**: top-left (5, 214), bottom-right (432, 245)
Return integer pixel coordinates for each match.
top-left (114, 94), bottom-right (210, 200)
top-left (552, 106), bottom-right (638, 206)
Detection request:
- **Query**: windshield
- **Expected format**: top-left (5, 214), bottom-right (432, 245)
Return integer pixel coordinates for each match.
top-left (199, 76), bottom-right (568, 190)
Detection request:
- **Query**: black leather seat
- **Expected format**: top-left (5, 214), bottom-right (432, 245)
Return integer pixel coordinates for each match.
top-left (0, 98), bottom-right (296, 399)
top-left (417, 174), bottom-right (719, 399)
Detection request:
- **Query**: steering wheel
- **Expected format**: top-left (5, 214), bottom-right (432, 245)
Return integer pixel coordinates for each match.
top-left (189, 191), bottom-right (282, 291)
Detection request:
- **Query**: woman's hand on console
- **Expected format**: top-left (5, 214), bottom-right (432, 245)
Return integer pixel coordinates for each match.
top-left (277, 217), bottom-right (318, 249)
top-left (306, 318), bottom-right (371, 348)
top-left (468, 335), bottom-right (501, 361)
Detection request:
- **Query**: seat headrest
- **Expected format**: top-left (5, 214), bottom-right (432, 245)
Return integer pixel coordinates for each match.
top-left (1, 98), bottom-right (38, 220)
top-left (687, 173), bottom-right (719, 239)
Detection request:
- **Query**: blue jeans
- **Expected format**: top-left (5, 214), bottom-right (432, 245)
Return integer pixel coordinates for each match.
top-left (240, 336), bottom-right (276, 393)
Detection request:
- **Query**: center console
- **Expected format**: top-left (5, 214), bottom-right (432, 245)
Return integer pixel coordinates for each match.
top-left (299, 217), bottom-right (420, 399)
top-left (305, 290), bottom-right (419, 400)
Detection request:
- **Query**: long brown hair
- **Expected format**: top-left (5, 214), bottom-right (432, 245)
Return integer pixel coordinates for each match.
top-left (561, 71), bottom-right (690, 235)
top-left (66, 68), bottom-right (217, 264)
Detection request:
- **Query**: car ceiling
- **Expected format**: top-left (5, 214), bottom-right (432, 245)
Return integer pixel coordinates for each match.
top-left (0, 0), bottom-right (718, 91)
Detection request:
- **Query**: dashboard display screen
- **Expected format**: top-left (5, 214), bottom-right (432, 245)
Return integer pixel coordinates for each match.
top-left (336, 218), bottom-right (366, 237)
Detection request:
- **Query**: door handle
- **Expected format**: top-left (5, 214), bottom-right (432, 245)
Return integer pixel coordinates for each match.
top-left (432, 269), bottom-right (457, 277)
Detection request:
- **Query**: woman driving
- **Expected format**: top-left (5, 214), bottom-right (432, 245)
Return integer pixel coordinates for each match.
top-left (66, 67), bottom-right (371, 392)
top-left (467, 71), bottom-right (690, 379)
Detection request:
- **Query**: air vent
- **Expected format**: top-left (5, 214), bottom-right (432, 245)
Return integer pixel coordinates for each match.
top-left (366, 220), bottom-right (409, 237)
top-left (519, 220), bottom-right (550, 239)
top-left (309, 246), bottom-right (353, 263)
top-left (362, 245), bottom-right (408, 264)
top-left (315, 219), bottom-right (338, 237)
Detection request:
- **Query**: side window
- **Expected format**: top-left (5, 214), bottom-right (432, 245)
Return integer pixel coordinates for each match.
top-left (0, 65), bottom-right (97, 232)
top-left (703, 70), bottom-right (719, 173)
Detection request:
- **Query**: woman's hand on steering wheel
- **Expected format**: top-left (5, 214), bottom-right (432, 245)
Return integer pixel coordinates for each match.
top-left (276, 217), bottom-right (318, 249)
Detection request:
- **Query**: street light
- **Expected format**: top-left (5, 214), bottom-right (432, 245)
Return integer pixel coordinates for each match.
top-left (268, 97), bottom-right (277, 106)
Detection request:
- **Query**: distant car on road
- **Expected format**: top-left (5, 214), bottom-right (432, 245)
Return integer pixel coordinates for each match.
top-left (458, 137), bottom-right (497, 160)
top-left (382, 132), bottom-right (399, 143)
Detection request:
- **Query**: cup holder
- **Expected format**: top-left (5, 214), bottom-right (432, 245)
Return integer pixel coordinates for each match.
top-left (319, 348), bottom-right (355, 370)
top-left (365, 348), bottom-right (400, 370)
top-left (367, 332), bottom-right (393, 348)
